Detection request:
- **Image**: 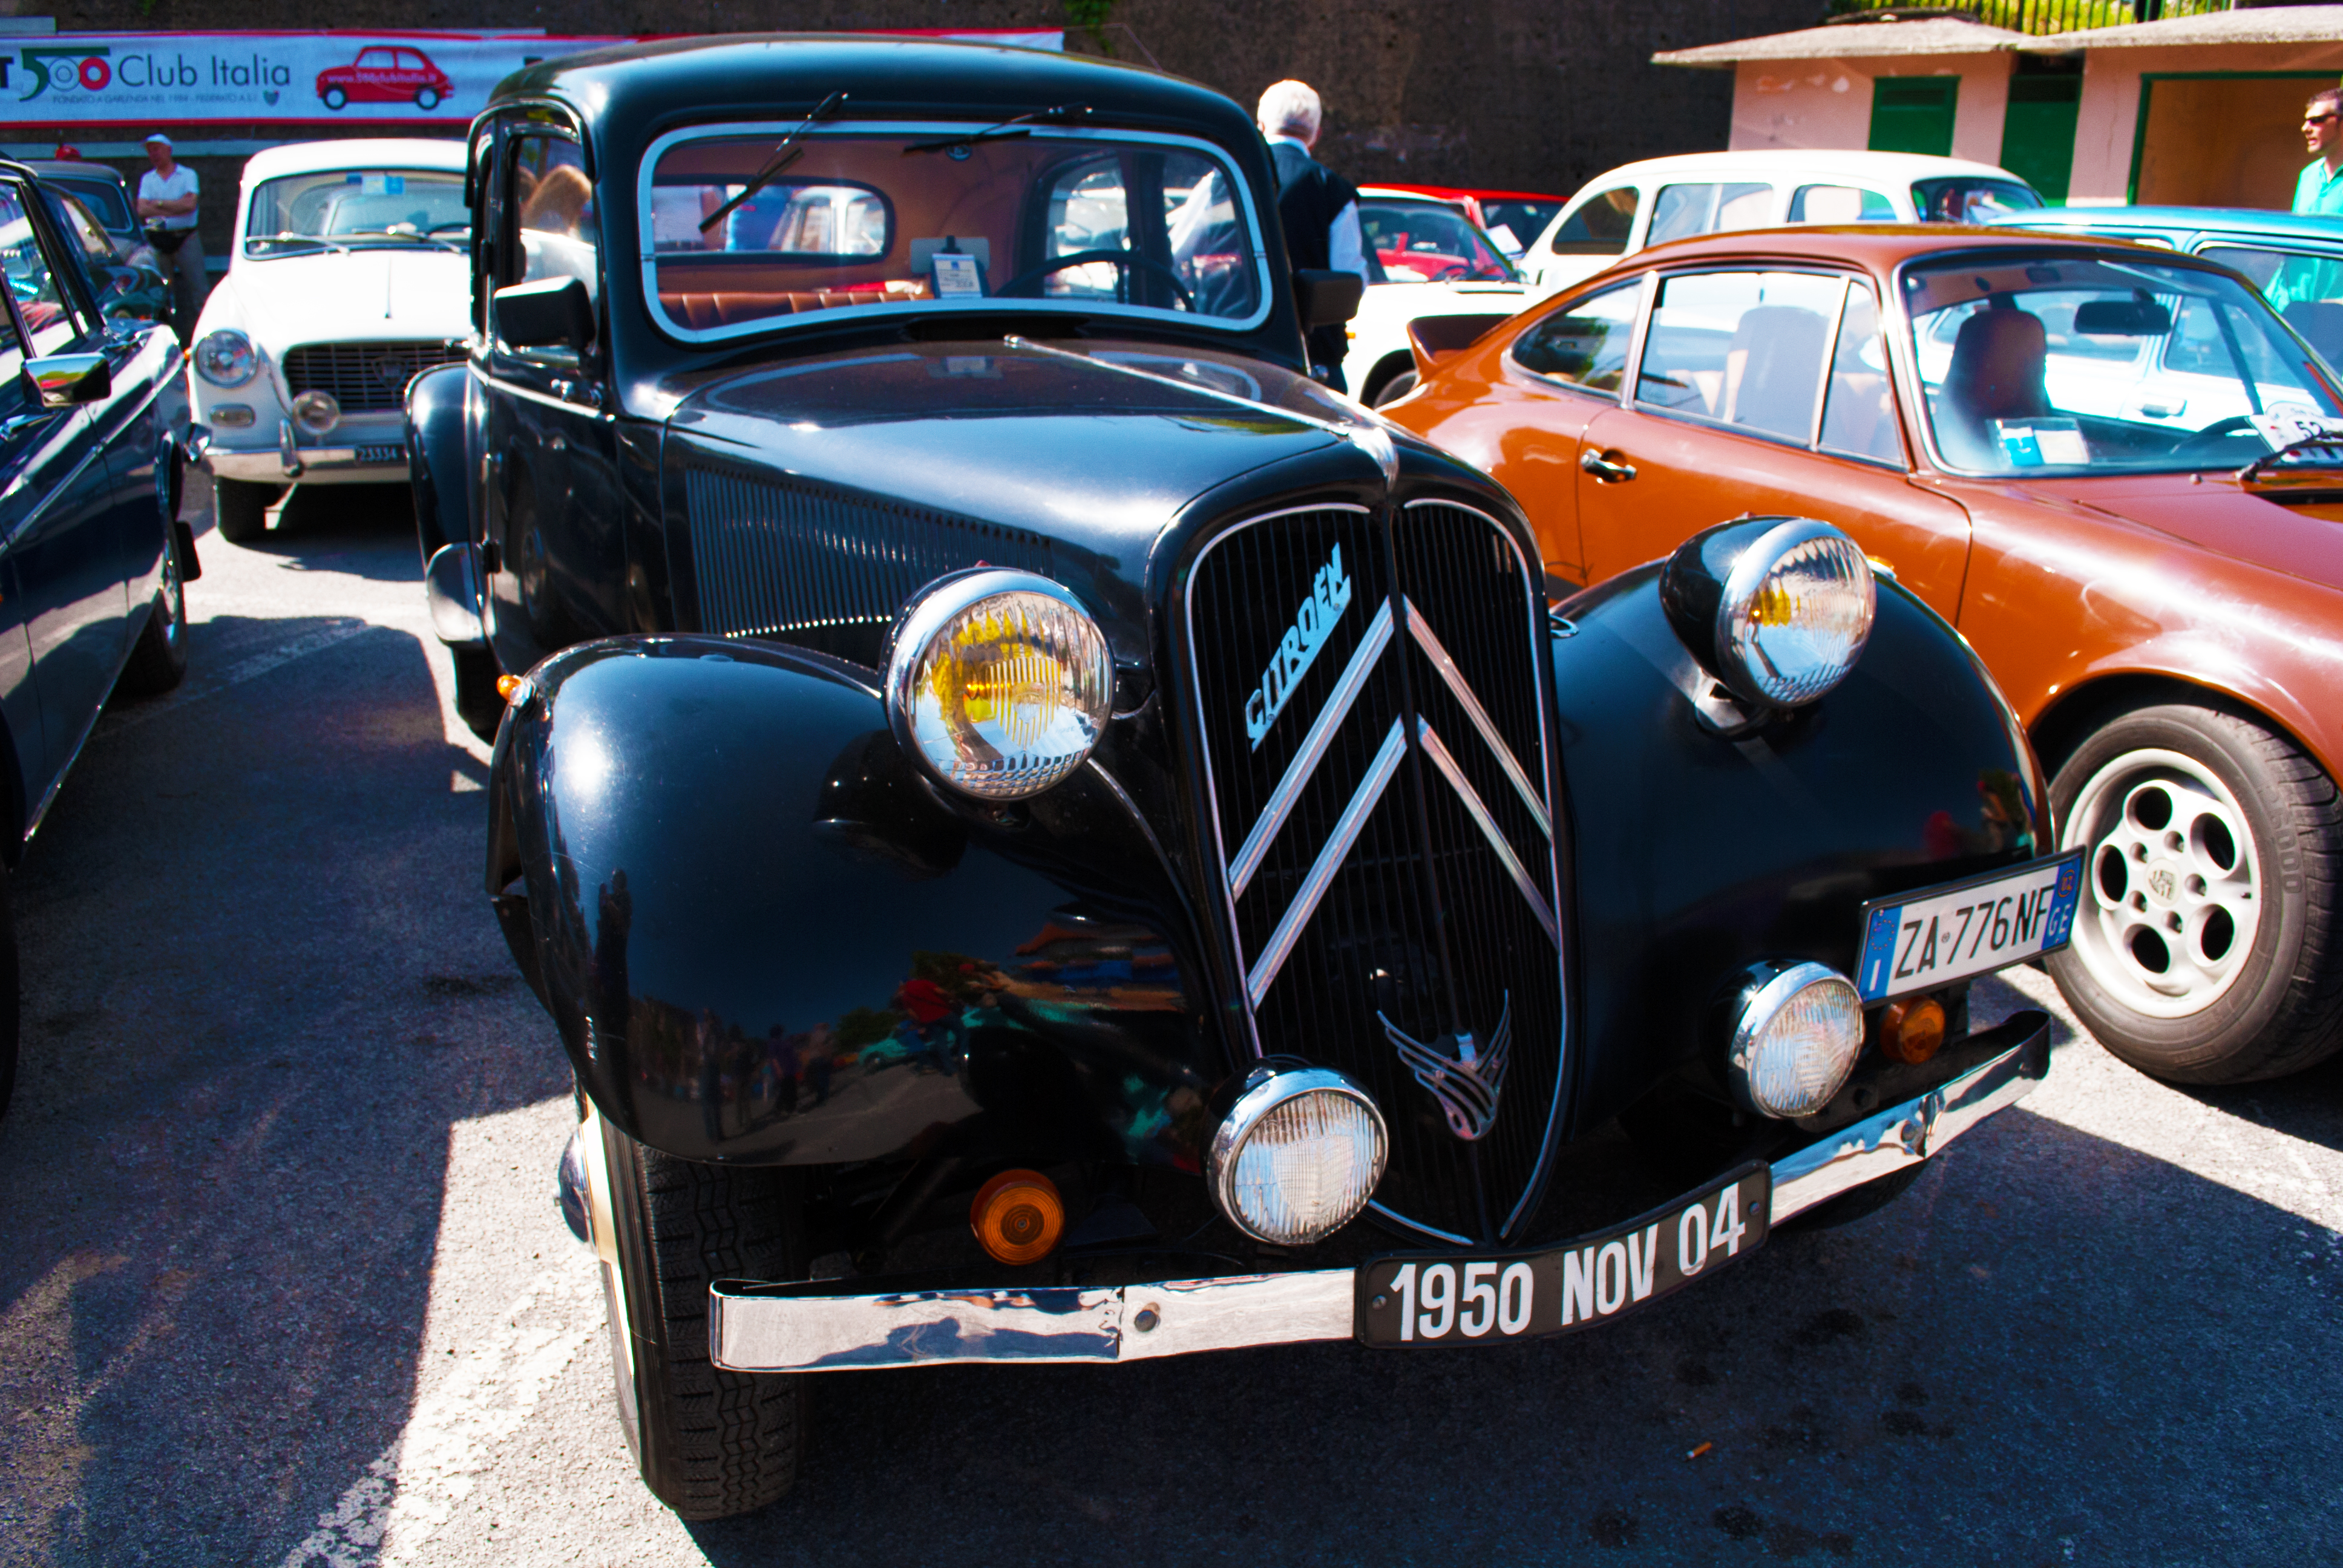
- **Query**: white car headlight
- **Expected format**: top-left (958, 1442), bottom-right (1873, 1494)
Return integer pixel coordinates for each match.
top-left (1662, 517), bottom-right (1875, 708)
top-left (1207, 1065), bottom-right (1387, 1245)
top-left (1726, 961), bottom-right (1864, 1119)
top-left (884, 570), bottom-right (1112, 801)
top-left (193, 329), bottom-right (260, 388)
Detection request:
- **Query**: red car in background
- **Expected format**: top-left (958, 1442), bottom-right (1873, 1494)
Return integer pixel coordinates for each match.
top-left (1366, 183), bottom-right (1568, 259)
top-left (316, 46), bottom-right (454, 111)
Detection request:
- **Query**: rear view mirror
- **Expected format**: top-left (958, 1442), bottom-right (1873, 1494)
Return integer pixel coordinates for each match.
top-left (2073, 299), bottom-right (2172, 336)
top-left (24, 351), bottom-right (110, 409)
top-left (495, 275), bottom-right (595, 351)
top-left (1294, 269), bottom-right (1365, 328)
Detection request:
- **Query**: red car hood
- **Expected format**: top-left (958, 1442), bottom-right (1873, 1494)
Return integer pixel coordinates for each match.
top-left (1964, 473), bottom-right (2343, 593)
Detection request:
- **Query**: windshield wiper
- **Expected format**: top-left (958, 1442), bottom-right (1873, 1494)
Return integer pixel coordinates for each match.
top-left (335, 229), bottom-right (464, 252)
top-left (699, 89), bottom-right (848, 235)
top-left (903, 102), bottom-right (1090, 155)
top-left (2238, 431), bottom-right (2343, 483)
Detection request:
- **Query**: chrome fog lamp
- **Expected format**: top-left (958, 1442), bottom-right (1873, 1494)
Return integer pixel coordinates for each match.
top-left (1662, 517), bottom-right (1875, 708)
top-left (290, 389), bottom-right (341, 436)
top-left (885, 570), bottom-right (1113, 801)
top-left (193, 328), bottom-right (260, 388)
top-left (1726, 961), bottom-right (1865, 1119)
top-left (1207, 1065), bottom-right (1387, 1245)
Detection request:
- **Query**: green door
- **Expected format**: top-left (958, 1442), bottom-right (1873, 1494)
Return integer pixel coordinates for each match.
top-left (2001, 76), bottom-right (2080, 201)
top-left (1870, 77), bottom-right (1959, 157)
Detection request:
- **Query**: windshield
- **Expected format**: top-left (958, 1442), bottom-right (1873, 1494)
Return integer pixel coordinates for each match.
top-left (244, 169), bottom-right (468, 255)
top-left (643, 126), bottom-right (1265, 342)
top-left (1904, 252), bottom-right (2341, 474)
top-left (51, 175), bottom-right (129, 234)
top-left (1357, 197), bottom-right (1516, 283)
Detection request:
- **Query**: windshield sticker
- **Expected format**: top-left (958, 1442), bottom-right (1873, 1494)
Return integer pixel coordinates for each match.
top-left (1245, 545), bottom-right (1352, 750)
top-left (1995, 418), bottom-right (2087, 467)
top-left (2249, 404), bottom-right (2343, 450)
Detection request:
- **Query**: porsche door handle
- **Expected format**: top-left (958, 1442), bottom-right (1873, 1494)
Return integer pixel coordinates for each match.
top-left (1579, 448), bottom-right (1637, 483)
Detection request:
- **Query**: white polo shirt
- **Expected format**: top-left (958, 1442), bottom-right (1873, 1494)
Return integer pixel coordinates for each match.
top-left (138, 163), bottom-right (199, 230)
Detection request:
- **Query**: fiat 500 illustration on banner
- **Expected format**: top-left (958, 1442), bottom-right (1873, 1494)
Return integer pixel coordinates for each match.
top-left (408, 38), bottom-right (2065, 1522)
top-left (315, 45), bottom-right (456, 112)
top-left (188, 139), bottom-right (468, 542)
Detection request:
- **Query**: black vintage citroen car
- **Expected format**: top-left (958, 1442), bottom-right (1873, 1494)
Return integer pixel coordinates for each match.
top-left (410, 38), bottom-right (2074, 1521)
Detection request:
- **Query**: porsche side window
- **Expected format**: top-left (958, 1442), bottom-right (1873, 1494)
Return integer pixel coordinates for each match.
top-left (1646, 182), bottom-right (1769, 247)
top-left (0, 187), bottom-right (77, 358)
top-left (1636, 269), bottom-right (1840, 442)
top-left (510, 136), bottom-right (597, 306)
top-left (1511, 280), bottom-right (1639, 394)
top-left (1546, 187), bottom-right (1638, 256)
top-left (1819, 283), bottom-right (1904, 465)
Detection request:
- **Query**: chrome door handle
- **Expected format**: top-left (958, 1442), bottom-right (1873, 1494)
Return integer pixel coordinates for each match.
top-left (1580, 448), bottom-right (1637, 483)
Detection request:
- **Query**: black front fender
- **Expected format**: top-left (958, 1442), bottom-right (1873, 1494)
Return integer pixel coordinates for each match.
top-left (406, 360), bottom-right (474, 568)
top-left (491, 635), bottom-right (1220, 1170)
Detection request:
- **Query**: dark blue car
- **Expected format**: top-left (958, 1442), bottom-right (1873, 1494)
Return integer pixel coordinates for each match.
top-left (0, 158), bottom-right (198, 1116)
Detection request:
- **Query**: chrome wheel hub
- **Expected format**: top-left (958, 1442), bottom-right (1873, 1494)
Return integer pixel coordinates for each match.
top-left (2061, 746), bottom-right (2260, 1019)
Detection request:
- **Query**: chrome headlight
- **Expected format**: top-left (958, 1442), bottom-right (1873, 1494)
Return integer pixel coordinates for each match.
top-left (290, 389), bottom-right (340, 436)
top-left (1662, 517), bottom-right (1875, 708)
top-left (1726, 961), bottom-right (1864, 1119)
top-left (885, 570), bottom-right (1113, 800)
top-left (1207, 1064), bottom-right (1387, 1245)
top-left (192, 328), bottom-right (260, 388)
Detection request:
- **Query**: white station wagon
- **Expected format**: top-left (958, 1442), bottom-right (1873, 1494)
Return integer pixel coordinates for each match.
top-left (187, 139), bottom-right (470, 541)
top-left (1520, 149), bottom-right (2045, 295)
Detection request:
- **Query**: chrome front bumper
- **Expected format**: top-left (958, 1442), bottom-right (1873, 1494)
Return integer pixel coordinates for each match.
top-left (710, 1013), bottom-right (2051, 1374)
top-left (204, 417), bottom-right (405, 484)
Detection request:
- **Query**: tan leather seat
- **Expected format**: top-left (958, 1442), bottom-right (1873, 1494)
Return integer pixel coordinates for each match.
top-left (1944, 306), bottom-right (2051, 425)
top-left (1720, 304), bottom-right (1829, 440)
top-left (658, 280), bottom-right (930, 330)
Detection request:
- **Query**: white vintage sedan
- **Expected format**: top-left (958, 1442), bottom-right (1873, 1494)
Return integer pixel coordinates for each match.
top-left (187, 139), bottom-right (470, 541)
top-left (1342, 190), bottom-right (1531, 407)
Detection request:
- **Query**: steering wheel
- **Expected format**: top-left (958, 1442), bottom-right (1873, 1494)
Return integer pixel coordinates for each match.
top-left (426, 220), bottom-right (473, 236)
top-left (2168, 414), bottom-right (2263, 462)
top-left (994, 248), bottom-right (1194, 311)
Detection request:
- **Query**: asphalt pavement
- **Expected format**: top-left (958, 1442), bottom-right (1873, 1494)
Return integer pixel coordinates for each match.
top-left (1, 482), bottom-right (2338, 1568)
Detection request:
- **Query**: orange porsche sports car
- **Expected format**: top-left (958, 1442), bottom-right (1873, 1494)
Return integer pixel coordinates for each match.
top-left (1388, 225), bottom-right (2343, 1085)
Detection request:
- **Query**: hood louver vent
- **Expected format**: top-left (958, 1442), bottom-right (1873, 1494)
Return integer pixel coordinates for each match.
top-left (683, 465), bottom-right (1055, 667)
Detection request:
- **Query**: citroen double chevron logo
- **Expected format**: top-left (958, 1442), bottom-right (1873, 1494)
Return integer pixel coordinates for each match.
top-left (1244, 545), bottom-right (1352, 749)
top-left (1381, 994), bottom-right (1513, 1141)
top-left (1229, 596), bottom-right (1560, 1011)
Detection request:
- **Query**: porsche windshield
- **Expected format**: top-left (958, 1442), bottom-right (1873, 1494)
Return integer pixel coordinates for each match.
top-left (1903, 253), bottom-right (2341, 475)
top-left (244, 169), bottom-right (468, 255)
top-left (643, 126), bottom-right (1265, 341)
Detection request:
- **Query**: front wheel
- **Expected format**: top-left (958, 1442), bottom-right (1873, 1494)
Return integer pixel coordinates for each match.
top-left (2047, 702), bottom-right (2343, 1082)
top-left (214, 478), bottom-right (278, 544)
top-left (587, 1111), bottom-right (807, 1520)
top-left (322, 86), bottom-right (347, 110)
top-left (415, 87), bottom-right (441, 110)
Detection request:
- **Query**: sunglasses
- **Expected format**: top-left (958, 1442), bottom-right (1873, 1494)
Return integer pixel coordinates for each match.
top-left (2309, 112), bottom-right (2340, 125)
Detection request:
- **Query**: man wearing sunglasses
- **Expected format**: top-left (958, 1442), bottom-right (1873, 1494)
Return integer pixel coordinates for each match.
top-left (2295, 88), bottom-right (2343, 216)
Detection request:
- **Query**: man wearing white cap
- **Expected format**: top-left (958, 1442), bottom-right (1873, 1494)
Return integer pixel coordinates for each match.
top-left (134, 132), bottom-right (203, 336)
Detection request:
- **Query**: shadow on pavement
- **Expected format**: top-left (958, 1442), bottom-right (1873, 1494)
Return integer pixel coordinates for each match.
top-left (0, 612), bottom-right (555, 1566)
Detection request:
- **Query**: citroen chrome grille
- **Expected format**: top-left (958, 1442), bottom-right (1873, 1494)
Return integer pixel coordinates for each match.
top-left (1184, 500), bottom-right (1565, 1245)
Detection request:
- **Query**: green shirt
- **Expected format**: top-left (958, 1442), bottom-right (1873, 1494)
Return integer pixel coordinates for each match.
top-left (2295, 158), bottom-right (2343, 216)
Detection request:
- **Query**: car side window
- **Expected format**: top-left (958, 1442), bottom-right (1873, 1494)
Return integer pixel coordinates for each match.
top-left (1511, 279), bottom-right (1640, 394)
top-left (1646, 183), bottom-right (1769, 247)
top-left (471, 129), bottom-right (498, 335)
top-left (1819, 283), bottom-right (1904, 466)
top-left (503, 133), bottom-right (597, 354)
top-left (1545, 188), bottom-right (1638, 255)
top-left (0, 186), bottom-right (79, 358)
top-left (1636, 269), bottom-right (1841, 443)
top-left (1788, 185), bottom-right (1895, 224)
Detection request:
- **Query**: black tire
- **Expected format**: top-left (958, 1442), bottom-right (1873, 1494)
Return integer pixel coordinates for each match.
top-left (0, 871), bottom-right (16, 1120)
top-left (214, 478), bottom-right (278, 544)
top-left (1777, 1165), bottom-right (1924, 1233)
top-left (1371, 368), bottom-right (1420, 408)
top-left (451, 645), bottom-right (503, 744)
top-left (592, 1113), bottom-right (806, 1521)
top-left (415, 87), bottom-right (441, 110)
top-left (117, 542), bottom-right (189, 697)
top-left (323, 87), bottom-right (347, 110)
top-left (2046, 701), bottom-right (2343, 1083)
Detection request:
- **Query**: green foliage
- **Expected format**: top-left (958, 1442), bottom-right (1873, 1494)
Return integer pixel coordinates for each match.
top-left (1829, 0), bottom-right (2232, 32)
top-left (1065, 0), bottom-right (1118, 48)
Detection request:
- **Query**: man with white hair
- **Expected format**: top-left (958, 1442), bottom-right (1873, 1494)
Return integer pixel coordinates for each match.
top-left (1257, 79), bottom-right (1368, 389)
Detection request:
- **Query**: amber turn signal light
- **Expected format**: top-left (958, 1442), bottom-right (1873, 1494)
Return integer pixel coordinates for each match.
top-left (1878, 997), bottom-right (1947, 1065)
top-left (496, 674), bottom-right (526, 701)
top-left (970, 1169), bottom-right (1064, 1265)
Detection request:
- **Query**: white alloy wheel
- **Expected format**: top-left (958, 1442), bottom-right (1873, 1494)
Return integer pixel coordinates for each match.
top-left (2061, 745), bottom-right (2261, 1019)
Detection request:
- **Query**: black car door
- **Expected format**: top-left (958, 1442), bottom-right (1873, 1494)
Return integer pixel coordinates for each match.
top-left (479, 118), bottom-right (624, 673)
top-left (0, 177), bottom-right (134, 809)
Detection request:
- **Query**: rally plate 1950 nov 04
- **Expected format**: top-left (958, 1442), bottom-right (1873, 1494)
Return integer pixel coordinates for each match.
top-left (1355, 1164), bottom-right (1771, 1348)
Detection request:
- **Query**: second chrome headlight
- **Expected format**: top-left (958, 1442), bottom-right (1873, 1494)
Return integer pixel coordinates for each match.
top-left (885, 570), bottom-right (1112, 800)
top-left (1662, 517), bottom-right (1875, 708)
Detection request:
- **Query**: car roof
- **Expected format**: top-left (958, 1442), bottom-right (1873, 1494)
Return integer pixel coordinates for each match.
top-left (1585, 221), bottom-right (2224, 276)
top-left (1987, 205), bottom-right (2343, 243)
top-left (497, 34), bottom-right (1254, 151)
top-left (1364, 182), bottom-right (1569, 203)
top-left (15, 159), bottom-right (126, 186)
top-left (1576, 149), bottom-right (2025, 190)
top-left (240, 138), bottom-right (467, 185)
